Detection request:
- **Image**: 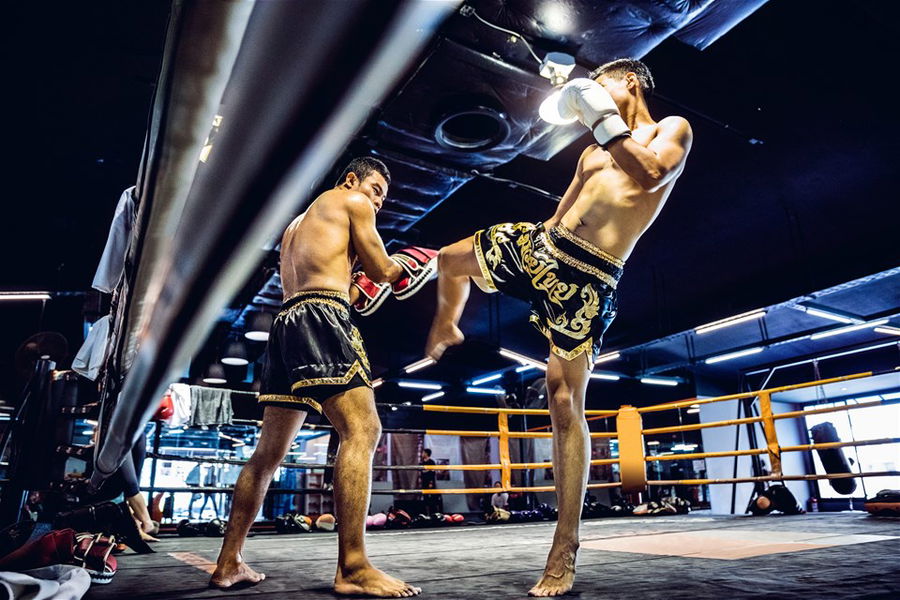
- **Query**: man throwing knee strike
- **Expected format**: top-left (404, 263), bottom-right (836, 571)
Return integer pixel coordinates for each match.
top-left (212, 157), bottom-right (433, 597)
top-left (425, 59), bottom-right (692, 596)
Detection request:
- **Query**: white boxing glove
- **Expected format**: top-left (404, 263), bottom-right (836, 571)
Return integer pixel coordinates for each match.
top-left (559, 78), bottom-right (631, 147)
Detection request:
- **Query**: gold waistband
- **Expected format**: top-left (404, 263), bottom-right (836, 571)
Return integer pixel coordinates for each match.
top-left (278, 289), bottom-right (351, 318)
top-left (541, 232), bottom-right (621, 290)
top-left (282, 289), bottom-right (350, 304)
top-left (553, 225), bottom-right (625, 268)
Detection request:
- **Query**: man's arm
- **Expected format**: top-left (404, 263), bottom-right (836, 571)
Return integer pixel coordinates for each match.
top-left (606, 116), bottom-right (693, 192)
top-left (346, 192), bottom-right (403, 283)
top-left (544, 146), bottom-right (591, 229)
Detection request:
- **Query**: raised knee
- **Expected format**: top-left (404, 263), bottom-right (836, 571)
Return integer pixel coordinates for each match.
top-left (437, 240), bottom-right (475, 277)
top-left (437, 246), bottom-right (453, 271)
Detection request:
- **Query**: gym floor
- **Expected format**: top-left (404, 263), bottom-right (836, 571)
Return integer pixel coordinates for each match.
top-left (86, 513), bottom-right (899, 599)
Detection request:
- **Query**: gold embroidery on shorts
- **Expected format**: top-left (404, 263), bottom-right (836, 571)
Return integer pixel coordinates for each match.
top-left (485, 224), bottom-right (508, 268)
top-left (515, 227), bottom-right (579, 307)
top-left (349, 327), bottom-right (371, 373)
top-left (530, 315), bottom-right (595, 361)
top-left (550, 337), bottom-right (595, 361)
top-left (258, 394), bottom-right (323, 413)
top-left (542, 233), bottom-right (619, 290)
top-left (554, 225), bottom-right (625, 268)
top-left (473, 231), bottom-right (498, 291)
top-left (547, 285), bottom-right (601, 339)
top-left (290, 360), bottom-right (372, 391)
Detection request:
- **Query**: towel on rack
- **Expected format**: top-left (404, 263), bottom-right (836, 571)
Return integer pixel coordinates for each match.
top-left (189, 386), bottom-right (234, 426)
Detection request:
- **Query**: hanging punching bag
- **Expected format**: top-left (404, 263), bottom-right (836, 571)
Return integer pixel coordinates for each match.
top-left (810, 422), bottom-right (857, 495)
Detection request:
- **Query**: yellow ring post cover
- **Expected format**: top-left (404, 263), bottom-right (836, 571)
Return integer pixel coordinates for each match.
top-left (616, 405), bottom-right (647, 493)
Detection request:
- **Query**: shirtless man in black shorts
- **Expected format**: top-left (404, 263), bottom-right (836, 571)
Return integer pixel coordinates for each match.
top-left (211, 157), bottom-right (434, 597)
top-left (425, 59), bottom-right (693, 596)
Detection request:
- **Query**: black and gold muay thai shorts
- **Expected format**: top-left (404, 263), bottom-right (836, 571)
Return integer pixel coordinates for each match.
top-left (473, 222), bottom-right (623, 363)
top-left (258, 290), bottom-right (372, 413)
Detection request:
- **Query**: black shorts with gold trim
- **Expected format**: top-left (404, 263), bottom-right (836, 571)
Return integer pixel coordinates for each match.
top-left (258, 290), bottom-right (372, 413)
top-left (473, 222), bottom-right (622, 362)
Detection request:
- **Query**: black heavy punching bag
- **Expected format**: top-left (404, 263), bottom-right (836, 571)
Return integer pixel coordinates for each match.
top-left (810, 422), bottom-right (857, 495)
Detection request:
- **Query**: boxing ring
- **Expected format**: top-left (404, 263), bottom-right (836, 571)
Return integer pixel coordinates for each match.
top-left (102, 368), bottom-right (900, 600)
top-left (86, 511), bottom-right (900, 600)
top-left (140, 368), bottom-right (899, 504)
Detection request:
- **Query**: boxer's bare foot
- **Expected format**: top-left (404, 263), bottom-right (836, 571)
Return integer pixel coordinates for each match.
top-left (210, 558), bottom-right (265, 589)
top-left (425, 321), bottom-right (464, 360)
top-left (528, 542), bottom-right (578, 597)
top-left (334, 564), bottom-right (420, 597)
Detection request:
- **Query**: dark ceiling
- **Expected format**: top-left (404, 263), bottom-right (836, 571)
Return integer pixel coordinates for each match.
top-left (2, 1), bottom-right (900, 404)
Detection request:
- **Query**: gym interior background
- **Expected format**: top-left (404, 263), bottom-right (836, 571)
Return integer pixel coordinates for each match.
top-left (1, 1), bottom-right (898, 598)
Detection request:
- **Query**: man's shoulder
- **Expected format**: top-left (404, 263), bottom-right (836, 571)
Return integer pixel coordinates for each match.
top-left (302, 189), bottom-right (372, 225)
top-left (657, 115), bottom-right (691, 134)
top-left (323, 189), bottom-right (375, 219)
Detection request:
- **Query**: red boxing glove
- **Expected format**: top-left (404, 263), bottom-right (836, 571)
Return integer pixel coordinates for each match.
top-left (351, 271), bottom-right (391, 316)
top-left (389, 246), bottom-right (439, 300)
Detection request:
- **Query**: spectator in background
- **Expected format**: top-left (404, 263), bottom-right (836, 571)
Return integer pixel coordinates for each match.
top-left (491, 481), bottom-right (508, 510)
top-left (419, 448), bottom-right (442, 515)
top-left (186, 464), bottom-right (202, 519)
top-left (187, 464), bottom-right (220, 520)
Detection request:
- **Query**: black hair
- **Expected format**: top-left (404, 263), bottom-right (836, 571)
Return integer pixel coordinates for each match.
top-left (423, 448), bottom-right (432, 457)
top-left (589, 58), bottom-right (654, 96)
top-left (335, 156), bottom-right (391, 187)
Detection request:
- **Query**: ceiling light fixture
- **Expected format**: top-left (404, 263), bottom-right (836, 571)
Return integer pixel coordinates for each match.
top-left (472, 372), bottom-right (503, 385)
top-left (809, 319), bottom-right (889, 340)
top-left (221, 340), bottom-right (249, 366)
top-left (397, 381), bottom-right (442, 391)
top-left (590, 373), bottom-right (621, 381)
top-left (640, 377), bottom-right (679, 387)
top-left (371, 378), bottom-right (384, 388)
top-left (800, 305), bottom-right (859, 324)
top-left (516, 365), bottom-right (537, 373)
top-left (0, 292), bottom-right (52, 301)
top-left (694, 309), bottom-right (766, 335)
top-left (672, 443), bottom-right (699, 451)
top-left (874, 325), bottom-right (900, 336)
top-left (466, 386), bottom-right (505, 395)
top-left (594, 351), bottom-right (620, 364)
top-left (704, 346), bottom-right (764, 365)
top-left (202, 363), bottom-right (227, 385)
top-left (244, 311), bottom-right (273, 342)
top-left (499, 348), bottom-right (548, 371)
top-left (422, 391), bottom-right (445, 402)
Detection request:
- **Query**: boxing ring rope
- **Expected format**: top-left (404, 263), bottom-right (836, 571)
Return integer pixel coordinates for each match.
top-left (632, 368), bottom-right (900, 492)
top-left (141, 368), bottom-right (896, 501)
top-left (92, 0), bottom-right (462, 486)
